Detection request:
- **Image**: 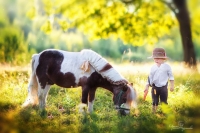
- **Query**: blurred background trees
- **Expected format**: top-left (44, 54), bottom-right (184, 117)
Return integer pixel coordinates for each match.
top-left (0, 0), bottom-right (200, 65)
top-left (163, 0), bottom-right (196, 66)
top-left (0, 0), bottom-right (28, 64)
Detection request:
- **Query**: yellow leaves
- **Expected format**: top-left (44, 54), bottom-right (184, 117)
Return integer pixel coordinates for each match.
top-left (36, 0), bottom-right (183, 46)
top-left (42, 0), bottom-right (53, 15)
top-left (189, 0), bottom-right (200, 41)
top-left (26, 7), bottom-right (36, 19)
top-left (40, 20), bottom-right (52, 34)
top-left (58, 20), bottom-right (69, 31)
top-left (146, 37), bottom-right (158, 45)
top-left (161, 103), bottom-right (176, 126)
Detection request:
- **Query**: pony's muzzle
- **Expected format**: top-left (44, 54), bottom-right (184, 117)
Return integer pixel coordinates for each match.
top-left (115, 106), bottom-right (130, 116)
top-left (119, 109), bottom-right (128, 116)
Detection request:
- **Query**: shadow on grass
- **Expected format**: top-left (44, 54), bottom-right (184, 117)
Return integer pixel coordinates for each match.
top-left (0, 102), bottom-right (17, 111)
top-left (1, 101), bottom-right (200, 133)
top-left (177, 104), bottom-right (200, 133)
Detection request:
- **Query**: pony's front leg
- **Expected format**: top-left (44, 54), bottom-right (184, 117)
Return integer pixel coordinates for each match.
top-left (88, 88), bottom-right (97, 113)
top-left (79, 86), bottom-right (89, 113)
top-left (38, 84), bottom-right (51, 109)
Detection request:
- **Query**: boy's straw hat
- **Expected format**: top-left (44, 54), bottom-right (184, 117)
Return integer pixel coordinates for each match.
top-left (148, 48), bottom-right (168, 59)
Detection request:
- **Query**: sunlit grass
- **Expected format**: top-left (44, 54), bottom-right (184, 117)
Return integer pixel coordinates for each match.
top-left (0, 62), bottom-right (200, 133)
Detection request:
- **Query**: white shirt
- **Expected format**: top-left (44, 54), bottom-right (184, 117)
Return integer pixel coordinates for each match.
top-left (148, 63), bottom-right (174, 87)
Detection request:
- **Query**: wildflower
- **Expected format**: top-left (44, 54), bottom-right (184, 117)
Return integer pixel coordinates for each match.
top-left (47, 112), bottom-right (53, 119)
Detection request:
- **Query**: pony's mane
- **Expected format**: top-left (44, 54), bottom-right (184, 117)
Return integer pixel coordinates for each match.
top-left (80, 49), bottom-right (127, 85)
top-left (127, 85), bottom-right (137, 108)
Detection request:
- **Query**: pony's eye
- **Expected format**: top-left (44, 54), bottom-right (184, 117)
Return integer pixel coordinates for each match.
top-left (122, 86), bottom-right (128, 92)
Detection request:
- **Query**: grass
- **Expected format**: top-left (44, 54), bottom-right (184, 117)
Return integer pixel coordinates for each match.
top-left (0, 62), bottom-right (200, 133)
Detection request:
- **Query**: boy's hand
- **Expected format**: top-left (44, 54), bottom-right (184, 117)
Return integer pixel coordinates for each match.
top-left (170, 87), bottom-right (174, 92)
top-left (144, 84), bottom-right (149, 92)
top-left (143, 85), bottom-right (149, 101)
top-left (144, 88), bottom-right (149, 93)
top-left (143, 89), bottom-right (148, 101)
top-left (169, 80), bottom-right (174, 92)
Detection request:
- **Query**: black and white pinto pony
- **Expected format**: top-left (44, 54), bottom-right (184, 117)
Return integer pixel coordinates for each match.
top-left (22, 49), bottom-right (137, 115)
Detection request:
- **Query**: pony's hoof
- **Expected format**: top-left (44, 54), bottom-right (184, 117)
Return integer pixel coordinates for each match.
top-left (79, 103), bottom-right (87, 114)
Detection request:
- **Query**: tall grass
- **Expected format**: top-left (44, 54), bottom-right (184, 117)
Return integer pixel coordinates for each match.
top-left (0, 63), bottom-right (200, 133)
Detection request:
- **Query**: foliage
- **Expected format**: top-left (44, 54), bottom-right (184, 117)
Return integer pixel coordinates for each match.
top-left (36, 0), bottom-right (176, 46)
top-left (1, 0), bottom-right (200, 65)
top-left (25, 0), bottom-right (200, 62)
top-left (0, 26), bottom-right (28, 64)
top-left (0, 63), bottom-right (200, 133)
top-left (0, 0), bottom-right (32, 64)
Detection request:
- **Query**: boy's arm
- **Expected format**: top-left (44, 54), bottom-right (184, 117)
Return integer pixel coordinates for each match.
top-left (144, 84), bottom-right (149, 101)
top-left (169, 80), bottom-right (174, 92)
top-left (144, 75), bottom-right (151, 92)
top-left (168, 65), bottom-right (174, 92)
top-left (144, 84), bottom-right (149, 92)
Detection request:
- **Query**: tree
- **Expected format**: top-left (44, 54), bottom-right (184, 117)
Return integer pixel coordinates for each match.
top-left (31, 0), bottom-right (198, 67)
top-left (161, 0), bottom-right (196, 67)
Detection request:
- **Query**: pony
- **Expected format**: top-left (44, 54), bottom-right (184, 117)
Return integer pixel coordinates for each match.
top-left (22, 49), bottom-right (137, 115)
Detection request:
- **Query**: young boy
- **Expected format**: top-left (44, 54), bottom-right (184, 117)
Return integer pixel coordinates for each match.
top-left (144, 48), bottom-right (174, 113)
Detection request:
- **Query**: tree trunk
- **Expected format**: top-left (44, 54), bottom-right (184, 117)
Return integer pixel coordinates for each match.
top-left (35, 0), bottom-right (45, 16)
top-left (173, 0), bottom-right (197, 67)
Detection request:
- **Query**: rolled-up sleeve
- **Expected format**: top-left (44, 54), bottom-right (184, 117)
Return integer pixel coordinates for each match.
top-left (147, 67), bottom-right (154, 86)
top-left (168, 66), bottom-right (174, 80)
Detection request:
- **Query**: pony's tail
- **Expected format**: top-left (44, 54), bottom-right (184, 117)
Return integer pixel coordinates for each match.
top-left (22, 54), bottom-right (39, 107)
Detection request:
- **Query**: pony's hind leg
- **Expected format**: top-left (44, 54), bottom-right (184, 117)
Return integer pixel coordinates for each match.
top-left (79, 86), bottom-right (89, 113)
top-left (38, 84), bottom-right (51, 109)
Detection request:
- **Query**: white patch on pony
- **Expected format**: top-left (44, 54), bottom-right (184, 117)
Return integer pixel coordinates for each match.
top-left (88, 100), bottom-right (94, 113)
top-left (100, 68), bottom-right (127, 84)
top-left (59, 50), bottom-right (95, 84)
top-left (81, 49), bottom-right (127, 85)
top-left (81, 49), bottom-right (107, 70)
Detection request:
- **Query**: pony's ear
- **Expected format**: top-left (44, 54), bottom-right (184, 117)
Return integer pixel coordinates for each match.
top-left (129, 83), bottom-right (133, 86)
top-left (122, 84), bottom-right (129, 92)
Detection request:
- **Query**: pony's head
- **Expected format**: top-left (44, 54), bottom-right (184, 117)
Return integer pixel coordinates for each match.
top-left (113, 83), bottom-right (137, 116)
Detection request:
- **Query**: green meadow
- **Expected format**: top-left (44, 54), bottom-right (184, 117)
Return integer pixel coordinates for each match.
top-left (0, 63), bottom-right (200, 133)
top-left (1, 0), bottom-right (200, 133)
